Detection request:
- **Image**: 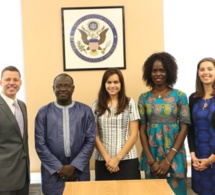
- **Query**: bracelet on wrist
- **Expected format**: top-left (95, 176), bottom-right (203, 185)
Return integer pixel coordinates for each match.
top-left (149, 161), bottom-right (156, 167)
top-left (171, 148), bottom-right (178, 153)
top-left (209, 160), bottom-right (213, 168)
top-left (165, 157), bottom-right (172, 165)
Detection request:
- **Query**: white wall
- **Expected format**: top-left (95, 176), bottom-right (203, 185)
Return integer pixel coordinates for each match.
top-left (163, 0), bottom-right (215, 159)
top-left (0, 0), bottom-right (25, 101)
top-left (163, 0), bottom-right (215, 97)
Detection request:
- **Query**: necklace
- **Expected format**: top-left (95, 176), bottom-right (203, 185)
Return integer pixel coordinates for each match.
top-left (202, 99), bottom-right (208, 110)
top-left (154, 88), bottom-right (168, 98)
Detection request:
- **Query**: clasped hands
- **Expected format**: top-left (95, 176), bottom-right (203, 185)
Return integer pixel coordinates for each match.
top-left (57, 164), bottom-right (76, 181)
top-left (150, 160), bottom-right (170, 178)
top-left (106, 157), bottom-right (120, 173)
top-left (192, 157), bottom-right (208, 171)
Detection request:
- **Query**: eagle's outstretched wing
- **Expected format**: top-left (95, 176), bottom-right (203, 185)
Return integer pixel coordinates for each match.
top-left (98, 29), bottom-right (109, 45)
top-left (78, 29), bottom-right (89, 45)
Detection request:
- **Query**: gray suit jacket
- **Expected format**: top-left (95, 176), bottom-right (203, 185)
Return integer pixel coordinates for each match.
top-left (0, 95), bottom-right (30, 191)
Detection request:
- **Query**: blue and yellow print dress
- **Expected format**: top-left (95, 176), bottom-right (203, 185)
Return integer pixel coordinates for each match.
top-left (138, 89), bottom-right (190, 179)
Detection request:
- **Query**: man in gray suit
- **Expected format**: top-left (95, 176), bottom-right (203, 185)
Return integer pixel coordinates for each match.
top-left (0, 66), bottom-right (30, 195)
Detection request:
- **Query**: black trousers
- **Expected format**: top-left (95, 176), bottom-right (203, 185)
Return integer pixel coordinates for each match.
top-left (95, 158), bottom-right (141, 180)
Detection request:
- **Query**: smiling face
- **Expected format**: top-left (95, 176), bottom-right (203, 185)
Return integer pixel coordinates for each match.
top-left (105, 74), bottom-right (121, 98)
top-left (0, 70), bottom-right (22, 99)
top-left (53, 75), bottom-right (74, 106)
top-left (198, 61), bottom-right (215, 85)
top-left (151, 60), bottom-right (167, 86)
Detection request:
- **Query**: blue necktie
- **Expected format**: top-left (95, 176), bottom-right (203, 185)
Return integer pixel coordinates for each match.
top-left (13, 101), bottom-right (24, 137)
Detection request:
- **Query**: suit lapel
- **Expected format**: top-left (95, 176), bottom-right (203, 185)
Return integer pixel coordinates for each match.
top-left (0, 96), bottom-right (23, 139)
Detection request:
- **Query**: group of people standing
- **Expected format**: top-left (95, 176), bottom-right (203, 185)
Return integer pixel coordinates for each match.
top-left (0, 52), bottom-right (215, 195)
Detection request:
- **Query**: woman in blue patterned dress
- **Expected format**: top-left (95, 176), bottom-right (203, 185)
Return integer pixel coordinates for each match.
top-left (138, 52), bottom-right (191, 195)
top-left (188, 58), bottom-right (215, 195)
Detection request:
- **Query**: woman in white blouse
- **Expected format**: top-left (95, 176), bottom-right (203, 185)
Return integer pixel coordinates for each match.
top-left (92, 68), bottom-right (141, 180)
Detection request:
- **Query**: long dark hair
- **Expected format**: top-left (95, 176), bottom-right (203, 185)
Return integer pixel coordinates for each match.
top-left (195, 57), bottom-right (215, 97)
top-left (96, 68), bottom-right (129, 116)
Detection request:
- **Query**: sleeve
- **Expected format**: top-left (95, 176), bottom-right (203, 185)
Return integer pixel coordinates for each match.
top-left (71, 107), bottom-right (96, 172)
top-left (129, 98), bottom-right (140, 121)
top-left (91, 100), bottom-right (98, 121)
top-left (187, 93), bottom-right (196, 153)
top-left (138, 93), bottom-right (147, 125)
top-left (178, 90), bottom-right (191, 125)
top-left (35, 107), bottom-right (63, 175)
top-left (212, 111), bottom-right (215, 154)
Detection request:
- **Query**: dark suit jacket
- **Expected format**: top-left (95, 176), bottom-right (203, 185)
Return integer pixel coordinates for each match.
top-left (0, 95), bottom-right (30, 191)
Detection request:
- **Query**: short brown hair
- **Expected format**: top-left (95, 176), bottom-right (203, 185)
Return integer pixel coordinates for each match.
top-left (1, 66), bottom-right (21, 78)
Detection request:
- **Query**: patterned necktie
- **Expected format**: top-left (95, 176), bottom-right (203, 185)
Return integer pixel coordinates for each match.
top-left (13, 101), bottom-right (24, 137)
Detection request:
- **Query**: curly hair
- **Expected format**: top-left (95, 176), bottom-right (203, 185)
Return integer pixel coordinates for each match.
top-left (96, 68), bottom-right (129, 116)
top-left (195, 57), bottom-right (215, 97)
top-left (142, 52), bottom-right (178, 88)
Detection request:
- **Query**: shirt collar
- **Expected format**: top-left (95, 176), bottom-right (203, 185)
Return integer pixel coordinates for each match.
top-left (0, 92), bottom-right (17, 106)
top-left (54, 101), bottom-right (75, 109)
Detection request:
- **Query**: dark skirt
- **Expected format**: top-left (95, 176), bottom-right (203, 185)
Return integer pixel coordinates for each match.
top-left (95, 158), bottom-right (141, 180)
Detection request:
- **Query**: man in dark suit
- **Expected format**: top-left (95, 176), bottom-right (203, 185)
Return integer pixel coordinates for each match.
top-left (0, 66), bottom-right (30, 195)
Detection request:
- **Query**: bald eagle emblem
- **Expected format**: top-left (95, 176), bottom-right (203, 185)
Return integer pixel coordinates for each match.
top-left (70, 14), bottom-right (117, 62)
top-left (77, 21), bottom-right (110, 56)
